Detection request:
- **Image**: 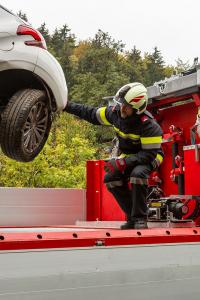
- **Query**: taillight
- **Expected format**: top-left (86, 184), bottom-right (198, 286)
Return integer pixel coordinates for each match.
top-left (17, 25), bottom-right (47, 50)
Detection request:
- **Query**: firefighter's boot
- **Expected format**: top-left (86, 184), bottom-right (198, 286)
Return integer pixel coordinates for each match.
top-left (120, 220), bottom-right (135, 230)
top-left (120, 218), bottom-right (148, 230)
top-left (133, 218), bottom-right (148, 229)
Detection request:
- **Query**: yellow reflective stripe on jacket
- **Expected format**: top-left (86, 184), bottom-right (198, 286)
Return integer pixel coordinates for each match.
top-left (151, 153), bottom-right (164, 169)
top-left (141, 136), bottom-right (162, 144)
top-left (96, 107), bottom-right (111, 125)
top-left (114, 127), bottom-right (140, 141)
top-left (141, 136), bottom-right (162, 149)
top-left (156, 153), bottom-right (163, 165)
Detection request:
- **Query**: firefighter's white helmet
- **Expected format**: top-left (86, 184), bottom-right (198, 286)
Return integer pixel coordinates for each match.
top-left (114, 82), bottom-right (148, 114)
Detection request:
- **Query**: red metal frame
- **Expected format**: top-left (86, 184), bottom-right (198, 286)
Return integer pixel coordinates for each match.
top-left (86, 160), bottom-right (125, 221)
top-left (86, 160), bottom-right (102, 221)
top-left (86, 92), bottom-right (200, 222)
top-left (155, 98), bottom-right (200, 197)
top-left (2, 92), bottom-right (200, 252)
top-left (0, 227), bottom-right (200, 251)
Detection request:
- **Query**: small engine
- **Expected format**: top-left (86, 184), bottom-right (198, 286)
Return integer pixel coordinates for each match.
top-left (147, 187), bottom-right (200, 222)
top-left (148, 197), bottom-right (189, 221)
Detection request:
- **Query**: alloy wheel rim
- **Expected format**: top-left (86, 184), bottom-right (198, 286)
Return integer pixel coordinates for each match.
top-left (22, 101), bottom-right (49, 153)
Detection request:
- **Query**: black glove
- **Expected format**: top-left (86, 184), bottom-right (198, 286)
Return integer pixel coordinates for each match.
top-left (104, 158), bottom-right (127, 175)
top-left (124, 155), bottom-right (138, 168)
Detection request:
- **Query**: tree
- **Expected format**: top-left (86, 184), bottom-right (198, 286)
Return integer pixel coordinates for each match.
top-left (0, 114), bottom-right (97, 188)
top-left (50, 25), bottom-right (76, 88)
top-left (2, 16), bottom-right (192, 188)
top-left (175, 58), bottom-right (190, 73)
top-left (92, 29), bottom-right (125, 53)
top-left (17, 10), bottom-right (28, 22)
top-left (163, 65), bottom-right (176, 78)
top-left (51, 25), bottom-right (75, 54)
top-left (143, 47), bottom-right (166, 86)
top-left (70, 72), bottom-right (107, 105)
top-left (37, 23), bottom-right (51, 45)
top-left (125, 46), bottom-right (145, 83)
top-left (70, 30), bottom-right (129, 105)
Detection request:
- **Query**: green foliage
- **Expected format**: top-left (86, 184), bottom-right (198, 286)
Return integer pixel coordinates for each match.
top-left (0, 114), bottom-right (96, 188)
top-left (70, 72), bottom-right (106, 105)
top-left (70, 30), bottom-right (129, 105)
top-left (143, 47), bottom-right (166, 86)
top-left (37, 23), bottom-right (51, 45)
top-left (5, 15), bottom-right (192, 188)
top-left (175, 58), bottom-right (190, 73)
top-left (125, 46), bottom-right (145, 83)
top-left (92, 29), bottom-right (125, 52)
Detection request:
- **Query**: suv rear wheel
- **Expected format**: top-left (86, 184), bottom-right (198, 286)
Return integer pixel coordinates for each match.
top-left (0, 89), bottom-right (52, 162)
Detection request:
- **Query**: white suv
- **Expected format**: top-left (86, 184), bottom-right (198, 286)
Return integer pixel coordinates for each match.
top-left (0, 5), bottom-right (68, 162)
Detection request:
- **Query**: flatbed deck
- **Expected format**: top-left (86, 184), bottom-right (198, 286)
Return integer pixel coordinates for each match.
top-left (0, 221), bottom-right (199, 251)
top-left (0, 223), bottom-right (200, 300)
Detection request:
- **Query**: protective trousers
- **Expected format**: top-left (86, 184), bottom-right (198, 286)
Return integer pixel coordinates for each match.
top-left (104, 164), bottom-right (152, 220)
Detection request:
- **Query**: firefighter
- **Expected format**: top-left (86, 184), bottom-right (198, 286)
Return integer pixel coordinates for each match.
top-left (64, 83), bottom-right (163, 229)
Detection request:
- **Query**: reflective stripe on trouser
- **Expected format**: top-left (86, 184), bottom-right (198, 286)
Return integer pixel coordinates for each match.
top-left (104, 164), bottom-right (152, 220)
top-left (130, 177), bottom-right (148, 185)
top-left (105, 180), bottom-right (123, 189)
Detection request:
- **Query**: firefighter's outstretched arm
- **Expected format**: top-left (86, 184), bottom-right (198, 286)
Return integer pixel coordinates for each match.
top-left (64, 102), bottom-right (112, 126)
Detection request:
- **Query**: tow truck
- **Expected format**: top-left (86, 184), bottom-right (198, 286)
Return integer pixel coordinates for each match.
top-left (1, 65), bottom-right (200, 300)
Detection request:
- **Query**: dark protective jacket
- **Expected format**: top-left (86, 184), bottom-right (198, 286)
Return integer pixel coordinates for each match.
top-left (66, 102), bottom-right (164, 168)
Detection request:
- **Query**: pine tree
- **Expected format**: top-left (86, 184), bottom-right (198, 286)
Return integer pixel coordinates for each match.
top-left (143, 47), bottom-right (165, 86)
top-left (17, 10), bottom-right (28, 22)
top-left (126, 46), bottom-right (144, 83)
top-left (37, 23), bottom-right (51, 46)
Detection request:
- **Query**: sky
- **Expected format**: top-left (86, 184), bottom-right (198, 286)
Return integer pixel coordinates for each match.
top-left (1, 0), bottom-right (200, 66)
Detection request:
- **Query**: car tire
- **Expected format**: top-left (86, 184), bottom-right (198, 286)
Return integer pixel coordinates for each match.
top-left (0, 89), bottom-right (52, 162)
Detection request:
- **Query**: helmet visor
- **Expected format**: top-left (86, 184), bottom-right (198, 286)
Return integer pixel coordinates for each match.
top-left (113, 94), bottom-right (128, 106)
